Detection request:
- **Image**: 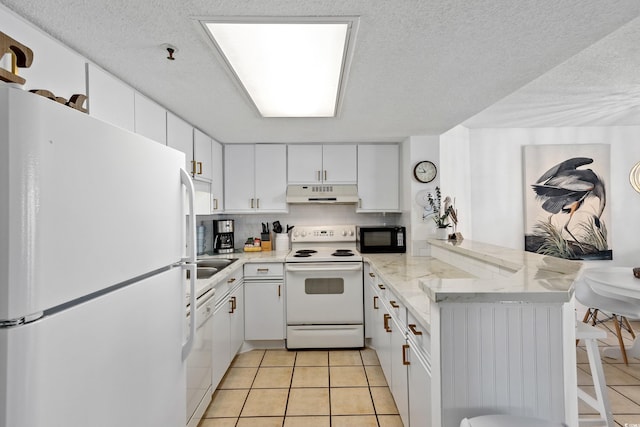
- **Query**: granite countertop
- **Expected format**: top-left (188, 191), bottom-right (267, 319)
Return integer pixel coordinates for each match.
top-left (196, 242), bottom-right (582, 335)
top-left (363, 239), bottom-right (582, 333)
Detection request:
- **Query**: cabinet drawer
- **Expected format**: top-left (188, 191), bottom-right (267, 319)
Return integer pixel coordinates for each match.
top-left (244, 263), bottom-right (284, 277)
top-left (407, 311), bottom-right (430, 357)
top-left (214, 267), bottom-right (243, 305)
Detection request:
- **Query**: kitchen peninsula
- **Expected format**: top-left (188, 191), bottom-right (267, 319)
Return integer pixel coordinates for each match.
top-left (363, 239), bottom-right (582, 427)
top-left (197, 238), bottom-right (582, 427)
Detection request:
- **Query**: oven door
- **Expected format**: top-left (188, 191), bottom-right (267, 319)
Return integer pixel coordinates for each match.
top-left (285, 262), bottom-right (363, 324)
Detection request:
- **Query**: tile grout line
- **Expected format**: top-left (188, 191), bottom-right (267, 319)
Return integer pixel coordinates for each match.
top-left (361, 349), bottom-right (383, 427)
top-left (234, 349), bottom-right (265, 426)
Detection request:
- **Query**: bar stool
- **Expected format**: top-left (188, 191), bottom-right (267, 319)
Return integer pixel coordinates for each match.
top-left (459, 414), bottom-right (566, 426)
top-left (576, 320), bottom-right (614, 426)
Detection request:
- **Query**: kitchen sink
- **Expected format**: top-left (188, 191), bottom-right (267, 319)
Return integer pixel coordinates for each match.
top-left (196, 258), bottom-right (238, 270)
top-left (186, 267), bottom-right (218, 279)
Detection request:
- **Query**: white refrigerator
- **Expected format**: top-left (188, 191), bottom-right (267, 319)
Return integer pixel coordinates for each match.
top-left (0, 86), bottom-right (197, 427)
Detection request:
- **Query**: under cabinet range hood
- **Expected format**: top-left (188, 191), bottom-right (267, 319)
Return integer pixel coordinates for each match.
top-left (286, 184), bottom-right (359, 204)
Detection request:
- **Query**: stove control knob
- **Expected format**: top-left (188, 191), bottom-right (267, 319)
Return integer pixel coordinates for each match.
top-left (301, 231), bottom-right (307, 237)
top-left (349, 230), bottom-right (355, 237)
top-left (341, 230), bottom-right (347, 237)
top-left (293, 231), bottom-right (299, 238)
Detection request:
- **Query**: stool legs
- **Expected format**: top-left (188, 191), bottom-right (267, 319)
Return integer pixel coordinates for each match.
top-left (577, 321), bottom-right (614, 427)
top-left (582, 308), bottom-right (635, 366)
top-left (612, 315), bottom-right (629, 365)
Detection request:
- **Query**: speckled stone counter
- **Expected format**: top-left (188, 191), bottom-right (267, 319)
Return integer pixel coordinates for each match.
top-left (363, 239), bottom-right (582, 333)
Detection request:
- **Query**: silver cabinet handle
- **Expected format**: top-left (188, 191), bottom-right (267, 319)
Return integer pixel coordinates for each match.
top-left (323, 170), bottom-right (327, 181)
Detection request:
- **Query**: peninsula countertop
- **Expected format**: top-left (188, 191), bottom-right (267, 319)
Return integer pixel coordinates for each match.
top-left (363, 239), bottom-right (582, 332)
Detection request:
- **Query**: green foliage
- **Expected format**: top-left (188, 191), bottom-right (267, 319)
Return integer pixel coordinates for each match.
top-left (533, 219), bottom-right (575, 258)
top-left (576, 217), bottom-right (608, 251)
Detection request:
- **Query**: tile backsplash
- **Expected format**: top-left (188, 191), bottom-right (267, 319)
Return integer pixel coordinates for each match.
top-left (198, 204), bottom-right (402, 253)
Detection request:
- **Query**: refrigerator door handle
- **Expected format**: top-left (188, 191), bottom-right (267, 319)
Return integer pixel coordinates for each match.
top-left (181, 168), bottom-right (197, 360)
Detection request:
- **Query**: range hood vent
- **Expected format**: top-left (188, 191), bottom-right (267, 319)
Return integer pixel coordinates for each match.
top-left (286, 184), bottom-right (359, 204)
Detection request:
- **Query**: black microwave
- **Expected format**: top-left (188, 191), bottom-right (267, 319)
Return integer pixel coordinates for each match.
top-left (356, 226), bottom-right (406, 253)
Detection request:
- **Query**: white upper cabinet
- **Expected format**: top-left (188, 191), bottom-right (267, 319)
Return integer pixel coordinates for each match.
top-left (357, 144), bottom-right (400, 212)
top-left (288, 144), bottom-right (357, 184)
top-left (211, 139), bottom-right (224, 212)
top-left (193, 129), bottom-right (213, 181)
top-left (87, 64), bottom-right (134, 131)
top-left (166, 112), bottom-right (193, 173)
top-left (0, 7), bottom-right (85, 98)
top-left (225, 144), bottom-right (287, 213)
top-left (322, 145), bottom-right (357, 184)
top-left (134, 93), bottom-right (166, 144)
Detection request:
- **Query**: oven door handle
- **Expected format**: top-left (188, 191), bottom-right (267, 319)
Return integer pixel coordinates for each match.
top-left (286, 263), bottom-right (363, 272)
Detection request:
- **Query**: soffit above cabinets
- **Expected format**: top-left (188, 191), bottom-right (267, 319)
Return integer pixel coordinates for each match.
top-left (3, 1), bottom-right (640, 142)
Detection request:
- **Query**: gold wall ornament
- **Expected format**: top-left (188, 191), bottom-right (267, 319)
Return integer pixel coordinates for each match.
top-left (0, 31), bottom-right (34, 85)
top-left (631, 161), bottom-right (640, 193)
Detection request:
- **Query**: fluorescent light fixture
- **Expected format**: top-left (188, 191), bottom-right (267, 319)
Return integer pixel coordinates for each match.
top-left (201, 18), bottom-right (356, 117)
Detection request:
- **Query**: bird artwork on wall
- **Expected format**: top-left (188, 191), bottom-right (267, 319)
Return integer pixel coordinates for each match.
top-left (523, 145), bottom-right (612, 260)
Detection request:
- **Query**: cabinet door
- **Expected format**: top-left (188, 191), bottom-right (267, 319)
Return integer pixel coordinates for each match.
top-left (408, 343), bottom-right (432, 427)
top-left (357, 144), bottom-right (399, 211)
top-left (87, 64), bottom-right (134, 131)
top-left (211, 139), bottom-right (224, 212)
top-left (375, 305), bottom-right (393, 384)
top-left (322, 145), bottom-right (357, 183)
top-left (288, 145), bottom-right (322, 183)
top-left (134, 93), bottom-right (166, 144)
top-left (166, 112), bottom-right (193, 173)
top-left (212, 302), bottom-right (231, 389)
top-left (244, 281), bottom-right (285, 340)
top-left (229, 284), bottom-right (244, 358)
top-left (364, 266), bottom-right (377, 340)
top-left (194, 180), bottom-right (212, 215)
top-left (224, 145), bottom-right (255, 211)
top-left (193, 129), bottom-right (213, 181)
top-left (390, 317), bottom-right (409, 426)
top-left (255, 145), bottom-right (287, 211)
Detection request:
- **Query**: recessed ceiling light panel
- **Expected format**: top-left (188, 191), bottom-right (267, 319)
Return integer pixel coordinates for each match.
top-left (200, 17), bottom-right (358, 118)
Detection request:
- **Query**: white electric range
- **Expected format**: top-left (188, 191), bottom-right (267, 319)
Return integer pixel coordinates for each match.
top-left (285, 225), bottom-right (364, 349)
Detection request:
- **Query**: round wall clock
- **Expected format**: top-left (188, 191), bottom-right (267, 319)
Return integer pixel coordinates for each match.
top-left (413, 160), bottom-right (437, 183)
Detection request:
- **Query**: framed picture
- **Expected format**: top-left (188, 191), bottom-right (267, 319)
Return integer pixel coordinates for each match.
top-left (523, 144), bottom-right (612, 260)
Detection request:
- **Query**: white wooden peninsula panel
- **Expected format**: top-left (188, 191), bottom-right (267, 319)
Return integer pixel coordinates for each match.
top-left (433, 302), bottom-right (569, 426)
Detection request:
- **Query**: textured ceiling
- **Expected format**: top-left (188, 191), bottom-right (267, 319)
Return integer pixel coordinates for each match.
top-left (2, 0), bottom-right (640, 142)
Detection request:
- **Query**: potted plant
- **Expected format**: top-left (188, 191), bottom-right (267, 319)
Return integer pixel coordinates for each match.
top-left (427, 187), bottom-right (456, 239)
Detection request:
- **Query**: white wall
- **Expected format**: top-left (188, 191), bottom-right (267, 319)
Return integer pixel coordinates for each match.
top-left (440, 125), bottom-right (472, 240)
top-left (403, 135), bottom-right (440, 255)
top-left (468, 126), bottom-right (640, 266)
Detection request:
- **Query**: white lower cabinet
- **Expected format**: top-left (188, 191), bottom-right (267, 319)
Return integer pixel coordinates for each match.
top-left (365, 262), bottom-right (432, 427)
top-left (390, 315), bottom-right (409, 426)
top-left (211, 269), bottom-right (244, 389)
top-left (211, 299), bottom-right (231, 389)
top-left (229, 284), bottom-right (244, 357)
top-left (244, 263), bottom-right (285, 341)
top-left (408, 336), bottom-right (432, 427)
top-left (244, 282), bottom-right (284, 340)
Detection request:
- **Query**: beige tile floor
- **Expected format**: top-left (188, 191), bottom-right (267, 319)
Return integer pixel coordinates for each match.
top-left (199, 319), bottom-right (640, 427)
top-left (199, 348), bottom-right (402, 427)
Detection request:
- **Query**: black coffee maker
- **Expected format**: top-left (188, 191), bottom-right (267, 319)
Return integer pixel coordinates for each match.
top-left (213, 219), bottom-right (234, 253)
